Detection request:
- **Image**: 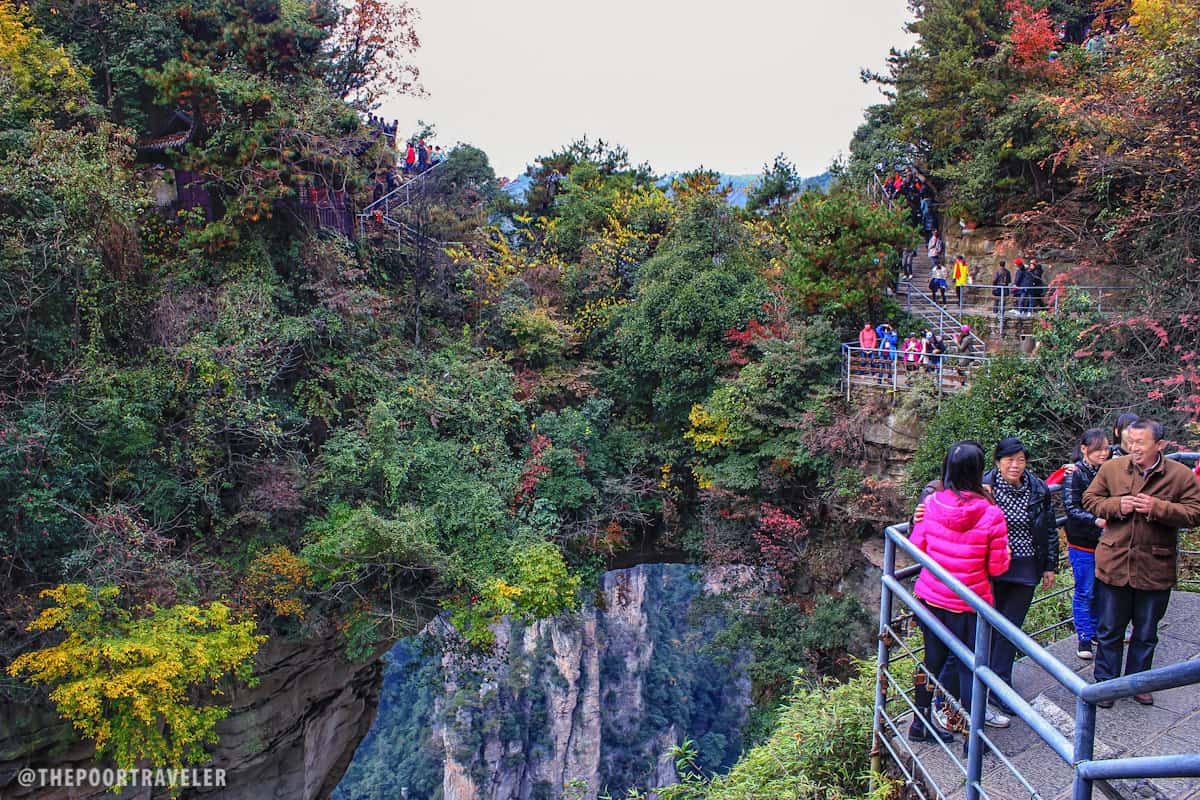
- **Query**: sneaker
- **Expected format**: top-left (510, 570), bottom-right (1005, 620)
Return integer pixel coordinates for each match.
top-left (984, 707), bottom-right (1011, 728)
top-left (931, 701), bottom-right (951, 732)
top-left (1076, 639), bottom-right (1094, 660)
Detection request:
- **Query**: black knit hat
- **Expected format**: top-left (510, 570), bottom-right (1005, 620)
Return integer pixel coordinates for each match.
top-left (994, 437), bottom-right (1027, 460)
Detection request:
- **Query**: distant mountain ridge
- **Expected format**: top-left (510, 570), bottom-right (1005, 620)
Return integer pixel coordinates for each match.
top-left (502, 170), bottom-right (833, 208)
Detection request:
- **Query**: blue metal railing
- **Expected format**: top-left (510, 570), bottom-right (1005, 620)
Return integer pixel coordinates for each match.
top-left (873, 452), bottom-right (1200, 800)
top-left (840, 343), bottom-right (989, 402)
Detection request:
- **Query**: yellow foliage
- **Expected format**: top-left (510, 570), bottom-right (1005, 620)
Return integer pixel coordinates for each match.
top-left (245, 546), bottom-right (313, 619)
top-left (0, 2), bottom-right (90, 118)
top-left (7, 585), bottom-right (266, 778)
top-left (1130, 0), bottom-right (1193, 46)
top-left (684, 403), bottom-right (735, 452)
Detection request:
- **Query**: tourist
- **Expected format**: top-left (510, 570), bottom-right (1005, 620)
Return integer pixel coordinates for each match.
top-left (908, 442), bottom-right (1011, 744)
top-left (859, 323), bottom-right (878, 377)
top-left (924, 331), bottom-right (946, 374)
top-left (903, 334), bottom-right (923, 374)
top-left (1110, 412), bottom-right (1140, 459)
top-left (877, 323), bottom-right (899, 384)
top-left (952, 256), bottom-right (970, 305)
top-left (952, 326), bottom-right (977, 381)
top-left (902, 247), bottom-right (915, 280)
top-left (982, 437), bottom-right (1057, 720)
top-left (992, 260), bottom-right (1011, 316)
top-left (928, 230), bottom-right (945, 271)
top-left (417, 139), bottom-right (429, 172)
top-left (404, 141), bottom-right (416, 175)
top-left (1062, 429), bottom-right (1111, 660)
top-left (1014, 260), bottom-right (1035, 315)
top-left (1030, 260), bottom-right (1046, 311)
top-left (930, 263), bottom-right (949, 305)
top-left (1083, 419), bottom-right (1200, 706)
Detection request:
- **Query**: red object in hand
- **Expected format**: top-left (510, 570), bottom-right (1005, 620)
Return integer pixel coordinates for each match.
top-left (1046, 466), bottom-right (1067, 487)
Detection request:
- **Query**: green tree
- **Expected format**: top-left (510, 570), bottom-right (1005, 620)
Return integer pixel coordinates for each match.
top-left (745, 154), bottom-right (802, 216)
top-left (780, 189), bottom-right (914, 318)
top-left (605, 195), bottom-right (771, 429)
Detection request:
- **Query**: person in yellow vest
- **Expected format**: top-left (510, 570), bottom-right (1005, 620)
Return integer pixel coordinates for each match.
top-left (952, 256), bottom-right (970, 305)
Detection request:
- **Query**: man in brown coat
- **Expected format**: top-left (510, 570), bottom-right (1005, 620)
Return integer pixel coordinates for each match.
top-left (1083, 419), bottom-right (1200, 705)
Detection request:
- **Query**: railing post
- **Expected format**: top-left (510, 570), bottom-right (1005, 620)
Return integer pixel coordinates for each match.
top-left (965, 614), bottom-right (993, 800)
top-left (871, 533), bottom-right (897, 782)
top-left (892, 353), bottom-right (899, 395)
top-left (999, 289), bottom-right (1006, 338)
top-left (846, 349), bottom-right (852, 403)
top-left (1072, 697), bottom-right (1097, 800)
top-left (937, 355), bottom-right (945, 400)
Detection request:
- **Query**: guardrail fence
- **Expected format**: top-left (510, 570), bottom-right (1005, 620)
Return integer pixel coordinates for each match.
top-left (842, 345), bottom-right (990, 401)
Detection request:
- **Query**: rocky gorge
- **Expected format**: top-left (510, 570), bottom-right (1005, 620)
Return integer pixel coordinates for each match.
top-left (334, 563), bottom-right (783, 800)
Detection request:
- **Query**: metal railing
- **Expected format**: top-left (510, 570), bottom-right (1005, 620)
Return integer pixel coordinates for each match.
top-left (357, 160), bottom-right (449, 238)
top-left (841, 345), bottom-right (990, 401)
top-left (873, 452), bottom-right (1200, 800)
top-left (901, 284), bottom-right (989, 350)
top-left (900, 281), bottom-right (1136, 338)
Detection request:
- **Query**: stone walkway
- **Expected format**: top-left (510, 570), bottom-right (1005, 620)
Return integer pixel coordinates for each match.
top-left (893, 591), bottom-right (1200, 800)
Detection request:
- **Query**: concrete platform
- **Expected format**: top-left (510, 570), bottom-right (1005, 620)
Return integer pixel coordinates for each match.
top-left (889, 591), bottom-right (1200, 800)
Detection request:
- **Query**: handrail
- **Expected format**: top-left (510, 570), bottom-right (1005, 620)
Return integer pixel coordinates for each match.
top-left (841, 344), bottom-right (988, 402)
top-left (903, 283), bottom-right (988, 350)
top-left (873, 452), bottom-right (1200, 800)
top-left (361, 159), bottom-right (449, 215)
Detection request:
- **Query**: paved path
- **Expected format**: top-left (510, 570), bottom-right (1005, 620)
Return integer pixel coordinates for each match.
top-left (894, 591), bottom-right (1200, 800)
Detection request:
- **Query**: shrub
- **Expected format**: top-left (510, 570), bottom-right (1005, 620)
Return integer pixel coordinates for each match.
top-left (656, 662), bottom-right (893, 800)
top-left (7, 584), bottom-right (265, 774)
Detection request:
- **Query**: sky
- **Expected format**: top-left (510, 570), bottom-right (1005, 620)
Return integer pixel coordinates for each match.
top-left (378, 0), bottom-right (915, 181)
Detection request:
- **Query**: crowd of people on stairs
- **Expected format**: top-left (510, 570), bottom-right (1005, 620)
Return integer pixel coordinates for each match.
top-left (361, 113), bottom-right (447, 205)
top-left (904, 417), bottom-right (1200, 751)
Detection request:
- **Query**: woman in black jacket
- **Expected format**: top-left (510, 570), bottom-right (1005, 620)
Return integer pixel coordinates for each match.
top-left (1062, 429), bottom-right (1111, 660)
top-left (983, 437), bottom-right (1058, 718)
top-left (1109, 412), bottom-right (1139, 459)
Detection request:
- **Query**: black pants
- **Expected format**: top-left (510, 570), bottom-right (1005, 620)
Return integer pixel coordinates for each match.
top-left (920, 604), bottom-right (977, 710)
top-left (1093, 581), bottom-right (1172, 682)
top-left (989, 580), bottom-right (1037, 694)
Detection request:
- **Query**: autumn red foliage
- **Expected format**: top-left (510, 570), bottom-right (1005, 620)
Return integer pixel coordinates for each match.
top-left (1006, 0), bottom-right (1063, 76)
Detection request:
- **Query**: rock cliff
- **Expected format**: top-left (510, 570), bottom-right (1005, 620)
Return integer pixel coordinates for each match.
top-left (337, 564), bottom-right (777, 800)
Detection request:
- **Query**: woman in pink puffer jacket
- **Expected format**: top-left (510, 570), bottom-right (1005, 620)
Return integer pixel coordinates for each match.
top-left (907, 441), bottom-right (1011, 744)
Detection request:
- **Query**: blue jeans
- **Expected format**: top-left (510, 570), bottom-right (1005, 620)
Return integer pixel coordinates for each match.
top-left (1068, 547), bottom-right (1097, 642)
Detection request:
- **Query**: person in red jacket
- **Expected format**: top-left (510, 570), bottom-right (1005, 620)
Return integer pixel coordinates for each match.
top-left (859, 323), bottom-right (878, 378)
top-left (908, 442), bottom-right (1011, 744)
top-left (404, 141), bottom-right (416, 174)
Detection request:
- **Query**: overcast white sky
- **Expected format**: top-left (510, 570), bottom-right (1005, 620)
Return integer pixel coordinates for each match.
top-left (378, 1), bottom-right (915, 180)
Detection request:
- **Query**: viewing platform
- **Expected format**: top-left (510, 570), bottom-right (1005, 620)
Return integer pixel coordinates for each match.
top-left (873, 454), bottom-right (1200, 800)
